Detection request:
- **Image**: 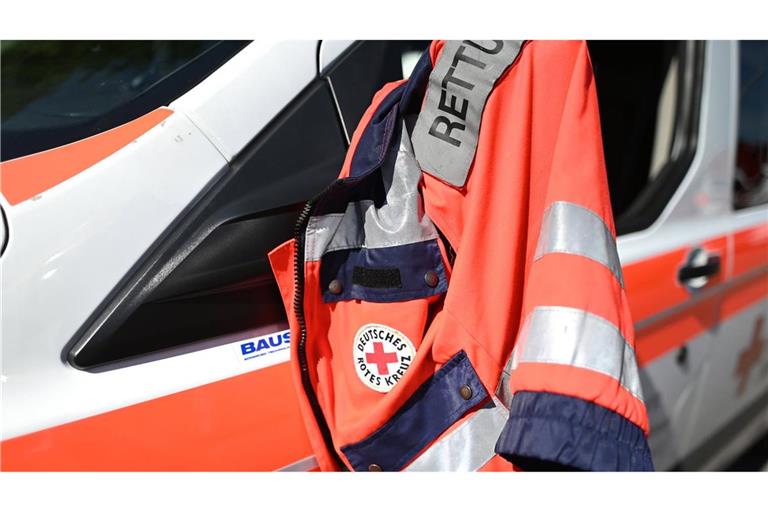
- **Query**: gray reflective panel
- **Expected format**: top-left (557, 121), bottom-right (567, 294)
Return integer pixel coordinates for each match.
top-left (276, 455), bottom-right (318, 472)
top-left (510, 306), bottom-right (643, 401)
top-left (305, 121), bottom-right (438, 261)
top-left (496, 359), bottom-right (515, 409)
top-left (412, 40), bottom-right (524, 187)
top-left (404, 397), bottom-right (508, 472)
top-left (534, 201), bottom-right (624, 287)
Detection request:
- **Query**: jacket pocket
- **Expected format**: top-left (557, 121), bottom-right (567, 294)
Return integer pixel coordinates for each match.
top-left (309, 236), bottom-right (450, 400)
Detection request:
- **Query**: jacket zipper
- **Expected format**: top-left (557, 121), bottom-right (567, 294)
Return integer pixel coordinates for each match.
top-left (293, 182), bottom-right (347, 470)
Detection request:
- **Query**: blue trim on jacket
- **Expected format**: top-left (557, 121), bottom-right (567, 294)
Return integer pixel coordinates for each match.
top-left (495, 391), bottom-right (655, 471)
top-left (341, 350), bottom-right (487, 471)
top-left (321, 239), bottom-right (448, 303)
top-left (348, 49), bottom-right (433, 179)
top-left (312, 48), bottom-right (432, 217)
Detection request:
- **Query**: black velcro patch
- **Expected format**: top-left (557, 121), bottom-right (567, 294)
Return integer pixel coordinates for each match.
top-left (352, 266), bottom-right (402, 289)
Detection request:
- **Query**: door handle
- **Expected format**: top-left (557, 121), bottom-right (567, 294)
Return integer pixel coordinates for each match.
top-left (678, 248), bottom-right (721, 289)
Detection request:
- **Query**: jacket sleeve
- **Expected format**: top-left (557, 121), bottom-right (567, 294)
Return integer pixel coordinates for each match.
top-left (493, 42), bottom-right (654, 471)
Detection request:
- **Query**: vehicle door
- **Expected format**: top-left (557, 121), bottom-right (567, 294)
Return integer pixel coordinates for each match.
top-left (589, 40), bottom-right (735, 471)
top-left (681, 40), bottom-right (768, 471)
top-left (0, 40), bottom-right (330, 471)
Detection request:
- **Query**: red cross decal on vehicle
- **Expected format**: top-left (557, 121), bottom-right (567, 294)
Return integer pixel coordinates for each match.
top-left (735, 315), bottom-right (766, 396)
top-left (366, 342), bottom-right (399, 375)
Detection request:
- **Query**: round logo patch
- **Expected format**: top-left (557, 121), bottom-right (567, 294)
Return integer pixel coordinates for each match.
top-left (353, 323), bottom-right (416, 393)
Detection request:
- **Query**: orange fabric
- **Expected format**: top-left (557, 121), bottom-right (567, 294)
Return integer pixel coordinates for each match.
top-left (510, 362), bottom-right (649, 433)
top-left (0, 362), bottom-right (312, 471)
top-left (303, 260), bottom-right (446, 448)
top-left (479, 454), bottom-right (519, 471)
top-left (268, 239), bottom-right (341, 471)
top-left (0, 108), bottom-right (173, 205)
top-left (270, 40), bottom-right (649, 471)
top-left (422, 40), bottom-right (645, 429)
top-left (4, 269), bottom-right (765, 471)
top-left (524, 254), bottom-right (632, 341)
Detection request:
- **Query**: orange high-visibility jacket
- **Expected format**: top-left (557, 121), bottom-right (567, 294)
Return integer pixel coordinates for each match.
top-left (269, 40), bottom-right (653, 471)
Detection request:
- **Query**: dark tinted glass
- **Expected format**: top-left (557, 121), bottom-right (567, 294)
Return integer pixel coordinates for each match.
top-left (70, 81), bottom-right (347, 370)
top-left (734, 41), bottom-right (768, 209)
top-left (1, 40), bottom-right (247, 160)
top-left (325, 40), bottom-right (430, 140)
top-left (589, 41), bottom-right (704, 234)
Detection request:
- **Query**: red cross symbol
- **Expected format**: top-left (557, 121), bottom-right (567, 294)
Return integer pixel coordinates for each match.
top-left (735, 315), bottom-right (766, 396)
top-left (366, 342), bottom-right (399, 375)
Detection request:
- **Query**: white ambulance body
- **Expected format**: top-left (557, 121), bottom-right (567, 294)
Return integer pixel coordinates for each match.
top-left (1, 40), bottom-right (766, 471)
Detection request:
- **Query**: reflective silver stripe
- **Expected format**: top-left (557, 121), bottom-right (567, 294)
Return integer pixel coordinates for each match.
top-left (305, 121), bottom-right (438, 261)
top-left (404, 397), bottom-right (508, 472)
top-left (276, 455), bottom-right (318, 472)
top-left (511, 306), bottom-right (644, 401)
top-left (495, 359), bottom-right (515, 409)
top-left (534, 201), bottom-right (624, 287)
top-left (412, 40), bottom-right (523, 187)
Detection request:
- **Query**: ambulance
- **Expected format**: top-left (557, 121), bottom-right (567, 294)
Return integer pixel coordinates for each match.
top-left (1, 40), bottom-right (766, 471)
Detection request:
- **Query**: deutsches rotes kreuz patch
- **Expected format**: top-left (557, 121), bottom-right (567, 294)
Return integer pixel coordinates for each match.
top-left (353, 323), bottom-right (416, 393)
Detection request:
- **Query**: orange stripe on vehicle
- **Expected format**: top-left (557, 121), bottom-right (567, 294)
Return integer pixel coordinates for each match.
top-left (624, 225), bottom-right (768, 366)
top-left (1, 225), bottom-right (765, 471)
top-left (635, 267), bottom-right (768, 366)
top-left (722, 267), bottom-right (768, 318)
top-left (0, 362), bottom-right (313, 471)
top-left (0, 108), bottom-right (173, 205)
top-left (634, 292), bottom-right (722, 365)
top-left (623, 235), bottom-right (728, 324)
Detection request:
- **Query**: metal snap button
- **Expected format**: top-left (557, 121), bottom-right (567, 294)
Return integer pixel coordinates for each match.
top-left (328, 279), bottom-right (343, 295)
top-left (368, 463), bottom-right (382, 472)
top-left (424, 270), bottom-right (439, 288)
top-left (459, 385), bottom-right (473, 400)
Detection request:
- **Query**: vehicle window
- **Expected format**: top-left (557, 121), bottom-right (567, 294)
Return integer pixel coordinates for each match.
top-left (588, 41), bottom-right (704, 235)
top-left (324, 40), bottom-right (430, 142)
top-left (69, 80), bottom-right (346, 370)
top-left (734, 40), bottom-right (768, 210)
top-left (329, 41), bottom-right (702, 235)
top-left (1, 40), bottom-right (248, 161)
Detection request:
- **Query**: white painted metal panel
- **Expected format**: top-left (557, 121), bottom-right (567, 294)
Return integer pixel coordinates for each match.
top-left (0, 112), bottom-right (235, 438)
top-left (617, 41), bottom-right (745, 468)
top-left (170, 41), bottom-right (318, 161)
top-left (617, 41), bottom-right (737, 266)
top-left (319, 40), bottom-right (355, 72)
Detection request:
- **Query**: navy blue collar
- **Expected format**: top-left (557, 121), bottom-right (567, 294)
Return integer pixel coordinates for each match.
top-left (348, 49), bottom-right (433, 179)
